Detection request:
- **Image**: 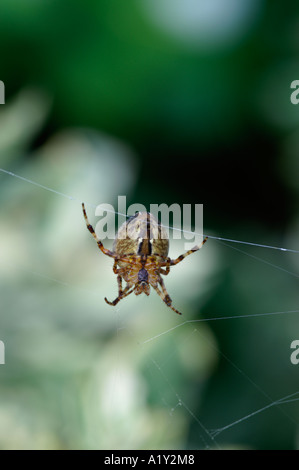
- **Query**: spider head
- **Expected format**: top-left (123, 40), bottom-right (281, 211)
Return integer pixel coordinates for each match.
top-left (135, 268), bottom-right (150, 296)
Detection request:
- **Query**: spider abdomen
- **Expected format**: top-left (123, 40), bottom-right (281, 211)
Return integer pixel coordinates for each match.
top-left (113, 212), bottom-right (169, 258)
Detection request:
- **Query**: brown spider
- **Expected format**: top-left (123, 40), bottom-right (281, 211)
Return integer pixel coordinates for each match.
top-left (82, 203), bottom-right (208, 315)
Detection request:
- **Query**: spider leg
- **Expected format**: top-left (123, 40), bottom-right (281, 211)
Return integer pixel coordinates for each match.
top-left (159, 266), bottom-right (170, 276)
top-left (168, 236), bottom-right (208, 266)
top-left (82, 203), bottom-right (116, 258)
top-left (112, 259), bottom-right (122, 274)
top-left (152, 278), bottom-right (182, 315)
top-left (105, 275), bottom-right (134, 306)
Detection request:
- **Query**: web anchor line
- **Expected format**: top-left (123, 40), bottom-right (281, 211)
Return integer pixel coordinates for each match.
top-left (1, 167), bottom-right (299, 254)
top-left (209, 391), bottom-right (299, 438)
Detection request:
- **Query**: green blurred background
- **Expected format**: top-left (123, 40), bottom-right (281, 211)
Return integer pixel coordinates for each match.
top-left (0, 0), bottom-right (299, 450)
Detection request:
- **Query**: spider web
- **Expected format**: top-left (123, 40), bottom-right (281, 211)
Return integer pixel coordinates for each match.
top-left (0, 167), bottom-right (298, 450)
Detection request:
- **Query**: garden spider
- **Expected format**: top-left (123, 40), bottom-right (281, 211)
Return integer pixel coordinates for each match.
top-left (82, 203), bottom-right (208, 315)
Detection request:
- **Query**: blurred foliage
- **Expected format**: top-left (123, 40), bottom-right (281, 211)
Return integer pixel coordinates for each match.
top-left (0, 0), bottom-right (299, 450)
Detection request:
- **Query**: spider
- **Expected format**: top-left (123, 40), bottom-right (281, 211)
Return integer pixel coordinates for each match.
top-left (82, 203), bottom-right (208, 315)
